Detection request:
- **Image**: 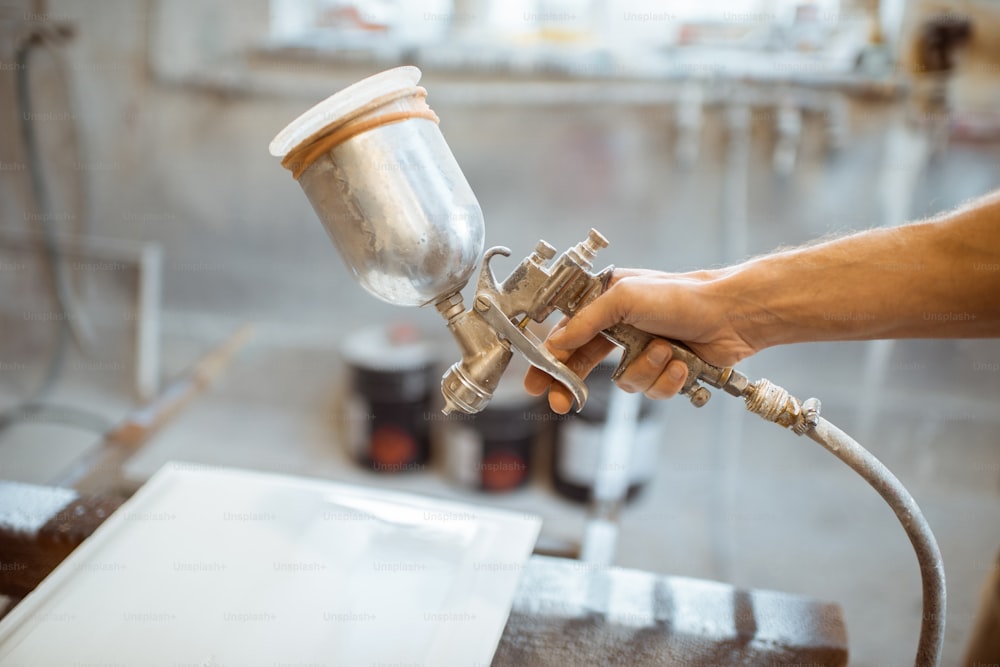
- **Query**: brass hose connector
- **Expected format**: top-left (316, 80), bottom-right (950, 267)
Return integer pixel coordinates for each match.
top-left (743, 378), bottom-right (821, 435)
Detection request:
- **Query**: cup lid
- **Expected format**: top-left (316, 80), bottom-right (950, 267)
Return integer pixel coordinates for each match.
top-left (268, 66), bottom-right (422, 158)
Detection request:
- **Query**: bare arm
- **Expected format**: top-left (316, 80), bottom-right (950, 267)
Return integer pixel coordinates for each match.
top-left (526, 190), bottom-right (1000, 413)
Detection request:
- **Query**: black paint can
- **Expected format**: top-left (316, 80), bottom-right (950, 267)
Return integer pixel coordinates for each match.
top-left (552, 359), bottom-right (659, 502)
top-left (340, 324), bottom-right (437, 473)
top-left (443, 370), bottom-right (548, 493)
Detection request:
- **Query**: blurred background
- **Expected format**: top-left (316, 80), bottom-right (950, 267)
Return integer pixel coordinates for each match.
top-left (1, 0), bottom-right (999, 664)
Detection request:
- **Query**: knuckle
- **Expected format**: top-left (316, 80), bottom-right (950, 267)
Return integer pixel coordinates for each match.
top-left (644, 341), bottom-right (672, 368)
top-left (609, 277), bottom-right (637, 302)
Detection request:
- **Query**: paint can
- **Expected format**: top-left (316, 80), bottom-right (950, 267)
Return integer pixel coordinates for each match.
top-left (340, 323), bottom-right (437, 473)
top-left (442, 363), bottom-right (548, 492)
top-left (552, 359), bottom-right (659, 502)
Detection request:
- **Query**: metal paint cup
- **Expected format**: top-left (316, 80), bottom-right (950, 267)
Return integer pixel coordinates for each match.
top-left (270, 66), bottom-right (485, 308)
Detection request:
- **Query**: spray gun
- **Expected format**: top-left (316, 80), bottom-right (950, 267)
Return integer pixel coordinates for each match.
top-left (266, 66), bottom-right (740, 416)
top-left (435, 228), bottom-right (749, 414)
top-left (271, 67), bottom-right (945, 667)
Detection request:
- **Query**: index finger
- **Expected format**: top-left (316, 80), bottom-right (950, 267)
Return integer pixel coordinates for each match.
top-left (547, 277), bottom-right (636, 352)
top-left (526, 335), bottom-right (617, 413)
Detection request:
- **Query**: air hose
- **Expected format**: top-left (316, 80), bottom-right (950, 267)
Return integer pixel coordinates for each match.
top-left (741, 377), bottom-right (945, 667)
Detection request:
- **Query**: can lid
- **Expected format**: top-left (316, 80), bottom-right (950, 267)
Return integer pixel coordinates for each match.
top-left (268, 66), bottom-right (422, 158)
top-left (340, 322), bottom-right (436, 372)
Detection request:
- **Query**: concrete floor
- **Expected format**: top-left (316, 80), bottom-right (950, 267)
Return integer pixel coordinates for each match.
top-left (1, 318), bottom-right (997, 666)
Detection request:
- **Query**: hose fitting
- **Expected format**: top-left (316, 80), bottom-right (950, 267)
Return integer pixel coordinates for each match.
top-left (744, 378), bottom-right (821, 435)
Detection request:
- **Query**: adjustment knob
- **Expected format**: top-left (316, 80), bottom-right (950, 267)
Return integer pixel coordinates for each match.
top-left (533, 241), bottom-right (556, 261)
top-left (688, 386), bottom-right (711, 408)
top-left (587, 229), bottom-right (609, 250)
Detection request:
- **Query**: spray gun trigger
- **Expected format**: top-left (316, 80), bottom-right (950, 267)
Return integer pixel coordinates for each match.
top-left (473, 292), bottom-right (589, 412)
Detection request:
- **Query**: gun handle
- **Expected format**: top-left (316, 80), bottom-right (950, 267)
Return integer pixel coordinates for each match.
top-left (600, 323), bottom-right (725, 407)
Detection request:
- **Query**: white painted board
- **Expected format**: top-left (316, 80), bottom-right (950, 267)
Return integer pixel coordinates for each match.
top-left (0, 463), bottom-right (541, 666)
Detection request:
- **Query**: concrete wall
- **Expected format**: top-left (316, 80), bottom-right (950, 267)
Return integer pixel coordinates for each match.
top-left (21, 0), bottom-right (994, 344)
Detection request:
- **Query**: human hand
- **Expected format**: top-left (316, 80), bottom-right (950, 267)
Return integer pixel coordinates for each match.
top-left (523, 268), bottom-right (759, 413)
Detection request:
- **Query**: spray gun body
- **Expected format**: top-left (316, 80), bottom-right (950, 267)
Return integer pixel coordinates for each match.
top-left (437, 229), bottom-right (750, 415)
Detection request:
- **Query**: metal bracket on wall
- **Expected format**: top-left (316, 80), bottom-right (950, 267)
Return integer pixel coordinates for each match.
top-left (0, 228), bottom-right (162, 401)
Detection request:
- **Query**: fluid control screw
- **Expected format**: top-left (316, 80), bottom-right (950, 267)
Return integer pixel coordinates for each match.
top-left (587, 229), bottom-right (609, 250)
top-left (534, 241), bottom-right (556, 261)
top-left (576, 229), bottom-right (609, 264)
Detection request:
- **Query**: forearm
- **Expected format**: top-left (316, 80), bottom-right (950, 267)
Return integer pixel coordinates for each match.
top-left (719, 191), bottom-right (1000, 352)
top-left (531, 190), bottom-right (1000, 409)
